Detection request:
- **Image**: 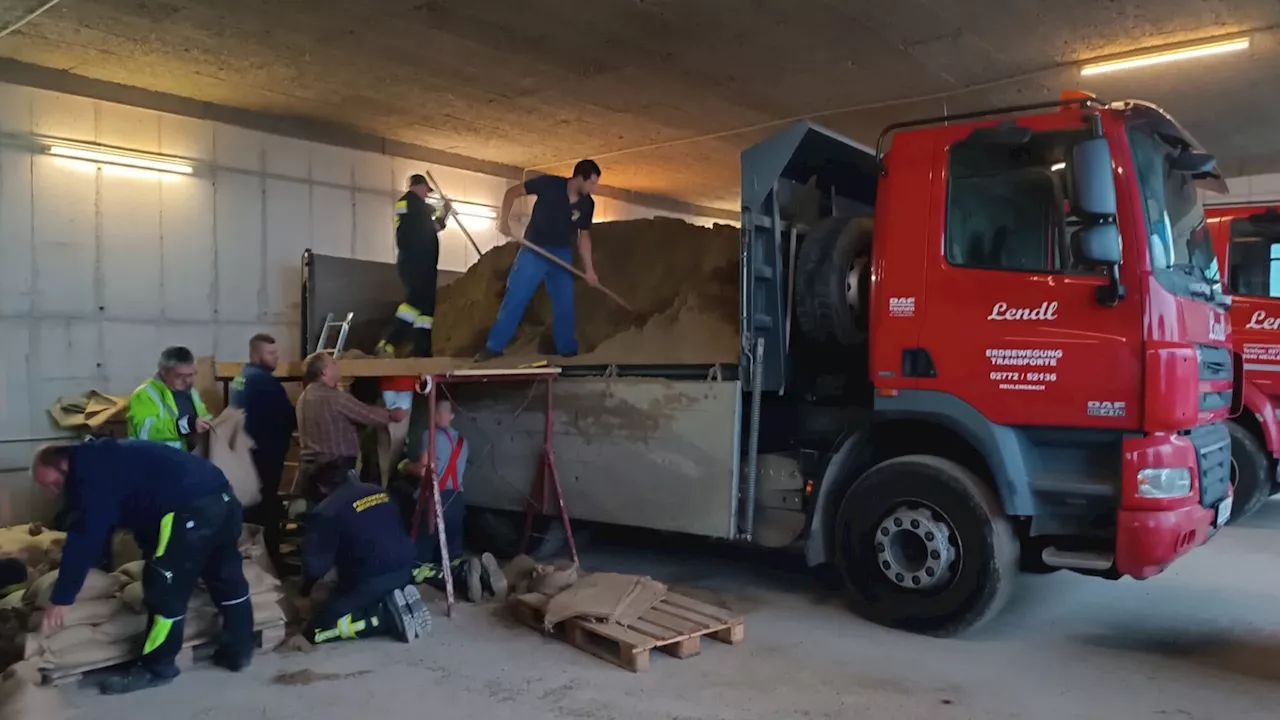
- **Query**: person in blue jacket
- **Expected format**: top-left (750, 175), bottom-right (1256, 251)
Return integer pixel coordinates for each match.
top-left (230, 332), bottom-right (296, 568)
top-left (300, 467), bottom-right (431, 645)
top-left (29, 438), bottom-right (253, 695)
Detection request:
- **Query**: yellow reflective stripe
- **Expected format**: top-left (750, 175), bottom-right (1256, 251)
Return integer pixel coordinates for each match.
top-left (412, 314), bottom-right (433, 329)
top-left (142, 615), bottom-right (176, 655)
top-left (155, 512), bottom-right (175, 558)
top-left (394, 200), bottom-right (408, 214)
top-left (314, 626), bottom-right (341, 643)
top-left (395, 303), bottom-right (420, 322)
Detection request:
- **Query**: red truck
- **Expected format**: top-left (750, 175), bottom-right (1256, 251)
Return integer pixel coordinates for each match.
top-left (304, 94), bottom-right (1238, 636)
top-left (1207, 203), bottom-right (1280, 521)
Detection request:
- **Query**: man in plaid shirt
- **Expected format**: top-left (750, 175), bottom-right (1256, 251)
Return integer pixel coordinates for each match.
top-left (296, 352), bottom-right (407, 501)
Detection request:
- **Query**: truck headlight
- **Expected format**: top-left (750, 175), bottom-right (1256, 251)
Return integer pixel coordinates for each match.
top-left (1137, 468), bottom-right (1193, 498)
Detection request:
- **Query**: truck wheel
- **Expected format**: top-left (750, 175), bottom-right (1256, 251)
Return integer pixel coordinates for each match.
top-left (795, 216), bottom-right (873, 345)
top-left (833, 455), bottom-right (1018, 637)
top-left (1227, 421), bottom-right (1271, 524)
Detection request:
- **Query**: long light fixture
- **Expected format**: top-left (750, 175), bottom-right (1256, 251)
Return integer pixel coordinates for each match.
top-left (450, 201), bottom-right (498, 219)
top-left (42, 140), bottom-right (194, 175)
top-left (1081, 36), bottom-right (1250, 76)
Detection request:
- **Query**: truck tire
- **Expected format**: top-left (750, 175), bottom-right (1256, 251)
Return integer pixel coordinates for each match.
top-left (833, 455), bottom-right (1018, 637)
top-left (795, 216), bottom-right (873, 345)
top-left (1227, 420), bottom-right (1271, 524)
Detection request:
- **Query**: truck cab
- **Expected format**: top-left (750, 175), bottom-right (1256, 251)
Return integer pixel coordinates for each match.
top-left (1207, 204), bottom-right (1280, 520)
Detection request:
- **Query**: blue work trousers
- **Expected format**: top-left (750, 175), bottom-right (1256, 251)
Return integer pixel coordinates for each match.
top-left (484, 246), bottom-right (578, 356)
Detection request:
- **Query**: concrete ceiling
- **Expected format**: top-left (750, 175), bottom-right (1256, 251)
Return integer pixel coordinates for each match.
top-left (0, 0), bottom-right (1278, 211)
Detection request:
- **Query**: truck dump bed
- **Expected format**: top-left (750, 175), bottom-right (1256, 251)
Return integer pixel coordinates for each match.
top-left (302, 218), bottom-right (748, 538)
top-left (450, 376), bottom-right (742, 538)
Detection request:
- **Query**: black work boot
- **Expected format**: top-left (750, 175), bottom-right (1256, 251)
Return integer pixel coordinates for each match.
top-left (401, 584), bottom-right (432, 636)
top-left (473, 348), bottom-right (503, 362)
top-left (384, 588), bottom-right (419, 643)
top-left (100, 665), bottom-right (174, 695)
top-left (213, 646), bottom-right (253, 672)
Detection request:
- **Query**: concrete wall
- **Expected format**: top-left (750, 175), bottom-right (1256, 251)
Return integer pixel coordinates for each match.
top-left (1205, 173), bottom-right (1280, 206)
top-left (0, 81), bottom-right (730, 523)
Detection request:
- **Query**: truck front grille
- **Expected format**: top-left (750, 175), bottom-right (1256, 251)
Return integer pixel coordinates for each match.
top-left (1197, 345), bottom-right (1232, 381)
top-left (1196, 345), bottom-right (1232, 414)
top-left (1188, 421), bottom-right (1231, 508)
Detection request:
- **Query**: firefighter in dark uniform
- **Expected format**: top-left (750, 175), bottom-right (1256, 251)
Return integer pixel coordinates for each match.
top-left (30, 439), bottom-right (254, 696)
top-left (300, 468), bottom-right (432, 645)
top-left (376, 174), bottom-right (450, 358)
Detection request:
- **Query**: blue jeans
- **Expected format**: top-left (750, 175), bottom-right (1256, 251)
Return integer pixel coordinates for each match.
top-left (484, 246), bottom-right (578, 356)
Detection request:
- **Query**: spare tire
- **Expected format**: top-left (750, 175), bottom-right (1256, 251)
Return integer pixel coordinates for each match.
top-left (795, 216), bottom-right (873, 345)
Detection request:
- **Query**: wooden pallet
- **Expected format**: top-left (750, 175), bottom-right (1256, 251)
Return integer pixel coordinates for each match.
top-left (40, 622), bottom-right (287, 687)
top-left (510, 591), bottom-right (745, 672)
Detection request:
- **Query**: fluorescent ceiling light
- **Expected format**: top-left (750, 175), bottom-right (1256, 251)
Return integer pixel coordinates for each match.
top-left (451, 201), bottom-right (498, 219)
top-left (43, 141), bottom-right (194, 175)
top-left (1050, 162), bottom-right (1066, 171)
top-left (1080, 37), bottom-right (1250, 76)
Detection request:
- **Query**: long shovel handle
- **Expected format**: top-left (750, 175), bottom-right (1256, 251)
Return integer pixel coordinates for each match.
top-left (509, 235), bottom-right (634, 312)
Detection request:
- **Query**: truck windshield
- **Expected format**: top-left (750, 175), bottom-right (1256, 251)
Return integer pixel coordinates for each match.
top-left (1128, 127), bottom-right (1221, 298)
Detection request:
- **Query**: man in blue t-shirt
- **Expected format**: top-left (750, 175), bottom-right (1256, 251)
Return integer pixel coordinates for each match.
top-left (477, 159), bottom-right (602, 360)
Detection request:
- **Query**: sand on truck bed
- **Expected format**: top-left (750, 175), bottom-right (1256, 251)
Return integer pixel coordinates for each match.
top-left (433, 217), bottom-right (741, 366)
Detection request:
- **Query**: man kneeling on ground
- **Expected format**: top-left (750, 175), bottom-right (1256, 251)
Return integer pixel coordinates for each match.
top-left (30, 439), bottom-right (253, 695)
top-left (300, 466), bottom-right (431, 644)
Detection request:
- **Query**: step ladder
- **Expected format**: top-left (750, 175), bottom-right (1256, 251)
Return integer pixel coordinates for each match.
top-left (316, 312), bottom-right (354, 355)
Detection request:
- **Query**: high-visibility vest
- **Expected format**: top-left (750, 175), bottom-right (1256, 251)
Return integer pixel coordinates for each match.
top-left (126, 377), bottom-right (211, 450)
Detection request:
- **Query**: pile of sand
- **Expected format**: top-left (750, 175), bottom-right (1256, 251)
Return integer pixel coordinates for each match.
top-left (434, 217), bottom-right (740, 365)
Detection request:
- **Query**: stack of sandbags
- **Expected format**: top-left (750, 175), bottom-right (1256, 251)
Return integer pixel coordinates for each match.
top-left (0, 525), bottom-right (67, 598)
top-left (15, 524), bottom-right (287, 675)
top-left (21, 568), bottom-right (132, 671)
top-left (502, 555), bottom-right (668, 630)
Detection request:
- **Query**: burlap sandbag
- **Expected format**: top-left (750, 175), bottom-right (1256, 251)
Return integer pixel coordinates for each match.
top-left (251, 593), bottom-right (286, 626)
top-left (93, 612), bottom-right (147, 644)
top-left (530, 564), bottom-right (579, 596)
top-left (184, 609), bottom-right (218, 642)
top-left (208, 408), bottom-right (262, 508)
top-left (25, 569), bottom-right (122, 608)
top-left (48, 598), bottom-right (123, 630)
top-left (114, 560), bottom-right (145, 582)
top-left (189, 588), bottom-right (215, 613)
top-left (35, 625), bottom-right (97, 657)
top-left (35, 638), bottom-right (133, 670)
top-left (243, 563), bottom-right (281, 595)
top-left (0, 590), bottom-right (23, 609)
top-left (120, 582), bottom-right (144, 613)
top-left (0, 663), bottom-right (70, 720)
top-left (542, 572), bottom-right (667, 629)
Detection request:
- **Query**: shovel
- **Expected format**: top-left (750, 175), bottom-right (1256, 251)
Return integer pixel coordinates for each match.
top-left (504, 233), bottom-right (635, 313)
top-left (420, 168), bottom-right (633, 312)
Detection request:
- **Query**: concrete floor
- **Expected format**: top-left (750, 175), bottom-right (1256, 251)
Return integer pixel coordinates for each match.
top-left (71, 502), bottom-right (1280, 720)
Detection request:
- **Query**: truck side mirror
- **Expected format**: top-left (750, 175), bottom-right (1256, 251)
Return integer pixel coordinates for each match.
top-left (1071, 138), bottom-right (1117, 217)
top-left (1074, 224), bottom-right (1121, 267)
